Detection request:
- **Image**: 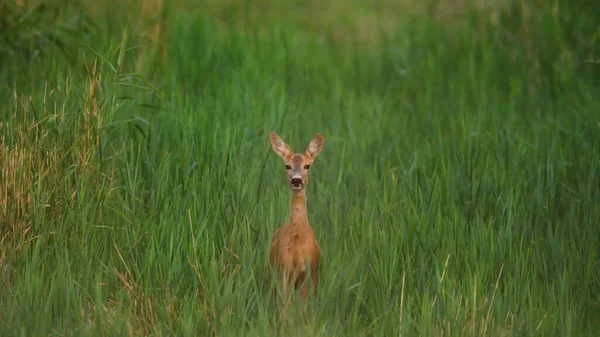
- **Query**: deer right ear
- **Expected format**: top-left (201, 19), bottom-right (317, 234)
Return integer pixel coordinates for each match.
top-left (305, 133), bottom-right (324, 159)
top-left (269, 132), bottom-right (292, 160)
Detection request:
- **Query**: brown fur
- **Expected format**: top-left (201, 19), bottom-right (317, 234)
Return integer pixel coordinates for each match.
top-left (268, 132), bottom-right (324, 305)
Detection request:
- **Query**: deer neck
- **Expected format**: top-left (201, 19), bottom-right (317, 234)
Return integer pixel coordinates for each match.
top-left (288, 189), bottom-right (309, 228)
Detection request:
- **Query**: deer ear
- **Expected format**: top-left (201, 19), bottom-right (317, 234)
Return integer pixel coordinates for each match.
top-left (269, 132), bottom-right (292, 160)
top-left (305, 133), bottom-right (324, 159)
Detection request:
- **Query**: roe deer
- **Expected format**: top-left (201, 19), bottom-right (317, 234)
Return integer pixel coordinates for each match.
top-left (268, 132), bottom-right (324, 307)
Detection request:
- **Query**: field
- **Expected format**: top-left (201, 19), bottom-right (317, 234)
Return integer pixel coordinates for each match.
top-left (1, 0), bottom-right (599, 336)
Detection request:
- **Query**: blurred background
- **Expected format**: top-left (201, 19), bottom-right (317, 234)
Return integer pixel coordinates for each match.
top-left (0, 1), bottom-right (599, 336)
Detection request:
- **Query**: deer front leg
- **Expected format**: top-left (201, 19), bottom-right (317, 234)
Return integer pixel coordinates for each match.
top-left (277, 270), bottom-right (293, 323)
top-left (299, 264), bottom-right (319, 301)
top-left (311, 267), bottom-right (319, 297)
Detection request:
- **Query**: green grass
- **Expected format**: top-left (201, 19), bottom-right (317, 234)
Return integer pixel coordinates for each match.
top-left (1, 0), bottom-right (599, 336)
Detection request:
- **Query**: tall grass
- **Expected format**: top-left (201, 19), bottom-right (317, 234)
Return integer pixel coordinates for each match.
top-left (1, 0), bottom-right (599, 336)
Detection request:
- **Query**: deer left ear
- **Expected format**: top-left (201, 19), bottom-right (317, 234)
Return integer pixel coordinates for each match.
top-left (270, 132), bottom-right (292, 160)
top-left (305, 133), bottom-right (324, 159)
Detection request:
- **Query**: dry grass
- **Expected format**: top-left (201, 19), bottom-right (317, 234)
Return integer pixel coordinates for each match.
top-left (0, 59), bottom-right (108, 257)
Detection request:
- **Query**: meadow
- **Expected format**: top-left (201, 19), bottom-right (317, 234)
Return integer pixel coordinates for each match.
top-left (1, 0), bottom-right (599, 336)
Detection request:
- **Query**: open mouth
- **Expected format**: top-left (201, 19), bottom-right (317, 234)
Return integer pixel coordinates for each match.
top-left (291, 177), bottom-right (303, 190)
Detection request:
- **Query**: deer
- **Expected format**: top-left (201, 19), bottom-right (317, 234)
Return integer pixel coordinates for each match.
top-left (268, 132), bottom-right (324, 313)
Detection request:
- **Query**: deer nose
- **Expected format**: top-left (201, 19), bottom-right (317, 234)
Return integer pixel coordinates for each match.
top-left (291, 178), bottom-right (303, 187)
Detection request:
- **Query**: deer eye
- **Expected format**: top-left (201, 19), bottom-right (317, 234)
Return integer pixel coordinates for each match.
top-left (304, 165), bottom-right (310, 170)
top-left (285, 165), bottom-right (292, 170)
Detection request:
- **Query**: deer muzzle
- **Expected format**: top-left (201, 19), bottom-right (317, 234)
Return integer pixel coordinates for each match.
top-left (291, 176), bottom-right (303, 189)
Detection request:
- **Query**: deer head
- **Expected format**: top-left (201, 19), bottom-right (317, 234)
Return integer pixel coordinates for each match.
top-left (269, 132), bottom-right (324, 191)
